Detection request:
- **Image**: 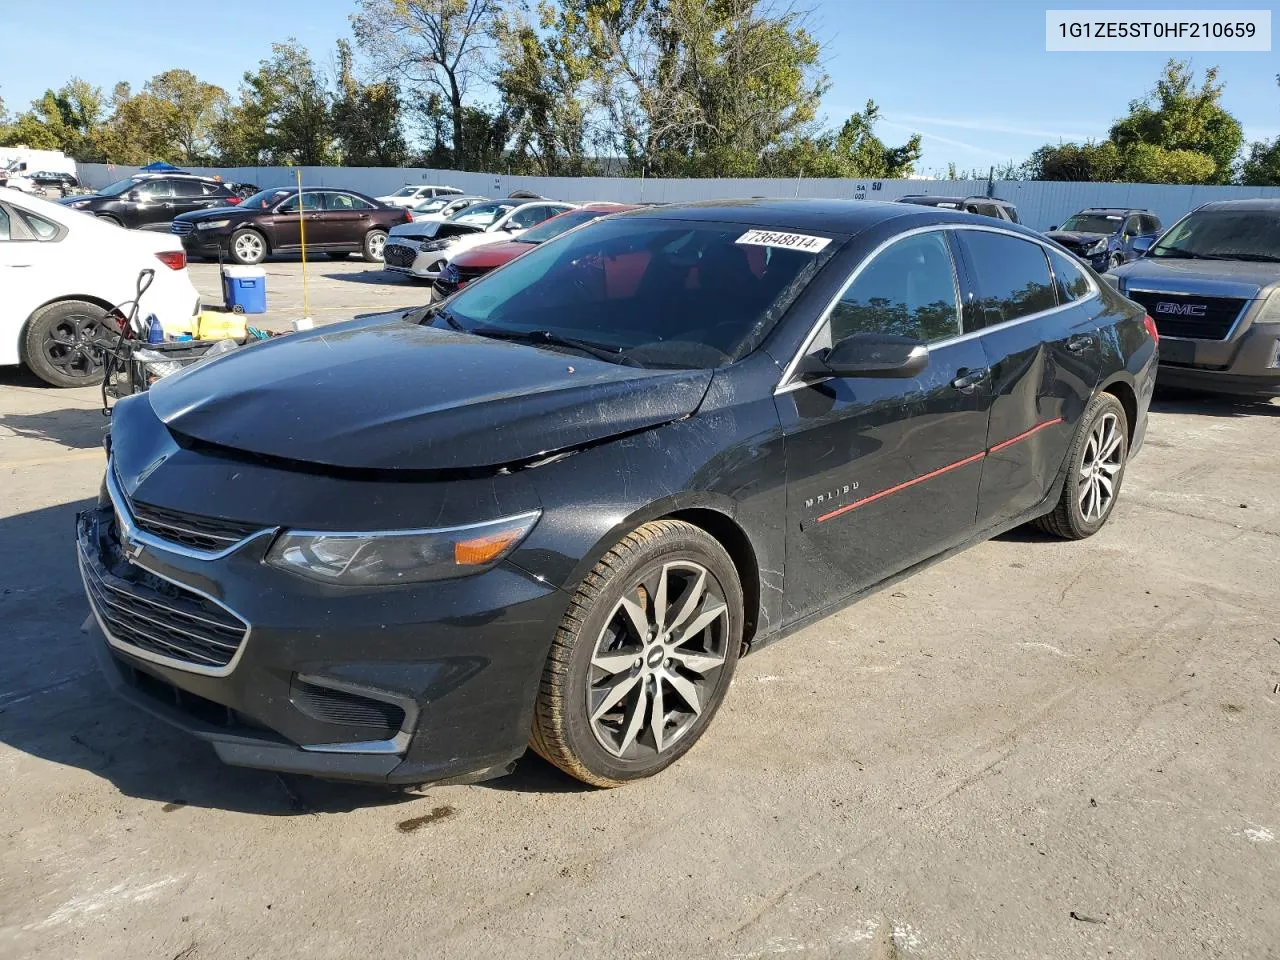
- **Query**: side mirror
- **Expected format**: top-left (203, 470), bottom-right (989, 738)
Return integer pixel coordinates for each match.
top-left (802, 333), bottom-right (930, 379)
top-left (127, 189), bottom-right (142, 202)
top-left (1131, 236), bottom-right (1153, 255)
top-left (1049, 224), bottom-right (1057, 231)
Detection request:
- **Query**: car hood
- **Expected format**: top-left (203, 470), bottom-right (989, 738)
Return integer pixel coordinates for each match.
top-left (146, 316), bottom-right (713, 472)
top-left (173, 206), bottom-right (252, 224)
top-left (1045, 230), bottom-right (1108, 246)
top-left (1111, 256), bottom-right (1280, 299)
top-left (451, 239), bottom-right (532, 269)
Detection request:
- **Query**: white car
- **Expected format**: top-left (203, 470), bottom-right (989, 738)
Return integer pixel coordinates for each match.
top-left (407, 194), bottom-right (488, 223)
top-left (383, 199), bottom-right (576, 281)
top-left (0, 188), bottom-right (200, 387)
top-left (375, 185), bottom-right (463, 208)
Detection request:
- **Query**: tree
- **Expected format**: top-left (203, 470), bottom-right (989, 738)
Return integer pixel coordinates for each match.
top-left (762, 101), bottom-right (921, 178)
top-left (231, 41), bottom-right (334, 164)
top-left (352, 0), bottom-right (503, 170)
top-left (0, 80), bottom-right (107, 158)
top-left (1022, 141), bottom-right (1123, 181)
top-left (332, 39), bottom-right (408, 165)
top-left (1238, 74), bottom-right (1280, 186)
top-left (1109, 60), bottom-right (1242, 183)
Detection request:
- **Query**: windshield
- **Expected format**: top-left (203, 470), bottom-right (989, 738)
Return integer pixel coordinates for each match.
top-left (449, 201), bottom-right (517, 227)
top-left (439, 218), bottom-right (838, 369)
top-left (413, 197), bottom-right (449, 213)
top-left (391, 186), bottom-right (421, 198)
top-left (1149, 210), bottom-right (1280, 262)
top-left (1059, 213), bottom-right (1122, 234)
top-left (516, 208), bottom-right (615, 245)
top-left (98, 177), bottom-right (139, 197)
top-left (238, 189), bottom-right (292, 210)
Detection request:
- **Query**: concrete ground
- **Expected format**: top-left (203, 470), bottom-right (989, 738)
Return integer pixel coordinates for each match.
top-left (1, 262), bottom-right (1278, 959)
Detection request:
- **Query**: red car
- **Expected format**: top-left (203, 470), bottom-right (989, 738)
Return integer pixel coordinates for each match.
top-left (432, 203), bottom-right (641, 298)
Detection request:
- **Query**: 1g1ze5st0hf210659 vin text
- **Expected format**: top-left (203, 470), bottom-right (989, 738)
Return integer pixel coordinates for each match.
top-left (78, 200), bottom-right (1157, 788)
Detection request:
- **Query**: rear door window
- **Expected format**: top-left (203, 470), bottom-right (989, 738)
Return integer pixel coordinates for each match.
top-left (136, 179), bottom-right (173, 200)
top-left (959, 231), bottom-right (1057, 327)
top-left (1047, 249), bottom-right (1092, 303)
top-left (829, 231), bottom-right (961, 343)
top-left (171, 180), bottom-right (203, 198)
top-left (18, 210), bottom-right (59, 240)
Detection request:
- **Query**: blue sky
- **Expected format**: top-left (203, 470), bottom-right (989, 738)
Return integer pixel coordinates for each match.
top-left (1, 0), bottom-right (1276, 173)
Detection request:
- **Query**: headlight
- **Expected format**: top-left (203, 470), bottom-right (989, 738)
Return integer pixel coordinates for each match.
top-left (197, 219), bottom-right (231, 230)
top-left (70, 200), bottom-right (92, 208)
top-left (421, 235), bottom-right (459, 252)
top-left (1086, 239), bottom-right (1107, 255)
top-left (264, 511), bottom-right (540, 585)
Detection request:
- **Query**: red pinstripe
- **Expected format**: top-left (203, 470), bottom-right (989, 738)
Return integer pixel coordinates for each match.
top-left (814, 417), bottom-right (1064, 524)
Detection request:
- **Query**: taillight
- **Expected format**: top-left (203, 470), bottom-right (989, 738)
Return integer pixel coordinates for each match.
top-left (1142, 313), bottom-right (1159, 344)
top-left (400, 210), bottom-right (413, 224)
top-left (226, 196), bottom-right (242, 205)
top-left (156, 250), bottom-right (187, 271)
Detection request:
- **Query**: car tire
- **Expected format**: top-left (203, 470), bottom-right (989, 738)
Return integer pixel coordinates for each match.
top-left (326, 252), bottom-right (352, 260)
top-left (229, 228), bottom-right (267, 265)
top-left (1034, 392), bottom-right (1128, 540)
top-left (95, 214), bottom-right (123, 228)
top-left (22, 300), bottom-right (115, 387)
top-left (530, 519), bottom-right (744, 787)
top-left (361, 229), bottom-right (388, 263)
top-left (1108, 253), bottom-right (1124, 271)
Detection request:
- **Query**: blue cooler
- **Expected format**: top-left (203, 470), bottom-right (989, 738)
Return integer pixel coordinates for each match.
top-left (222, 266), bottom-right (267, 314)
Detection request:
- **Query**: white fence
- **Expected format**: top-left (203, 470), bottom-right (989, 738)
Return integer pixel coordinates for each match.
top-left (75, 162), bottom-right (1280, 232)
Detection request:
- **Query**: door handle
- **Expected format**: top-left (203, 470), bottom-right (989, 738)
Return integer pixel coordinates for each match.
top-left (1065, 333), bottom-right (1094, 353)
top-left (951, 367), bottom-right (990, 392)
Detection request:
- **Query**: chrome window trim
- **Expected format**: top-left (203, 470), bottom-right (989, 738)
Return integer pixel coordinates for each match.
top-left (106, 464), bottom-right (276, 562)
top-left (78, 537), bottom-right (252, 679)
top-left (1124, 287), bottom-right (1252, 342)
top-left (774, 223), bottom-right (1100, 394)
top-left (296, 674), bottom-right (421, 756)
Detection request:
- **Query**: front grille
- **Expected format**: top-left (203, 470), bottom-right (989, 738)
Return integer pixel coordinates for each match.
top-left (1127, 291), bottom-right (1246, 341)
top-left (383, 244), bottom-right (417, 268)
top-left (171, 221), bottom-right (194, 237)
top-left (291, 679), bottom-right (405, 734)
top-left (129, 498), bottom-right (263, 552)
top-left (80, 534), bottom-right (248, 669)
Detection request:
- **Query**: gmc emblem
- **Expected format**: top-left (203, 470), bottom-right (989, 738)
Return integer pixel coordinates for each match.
top-left (1155, 301), bottom-right (1207, 317)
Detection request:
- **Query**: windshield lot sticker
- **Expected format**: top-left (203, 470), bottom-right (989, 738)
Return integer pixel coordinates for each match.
top-left (736, 229), bottom-right (832, 253)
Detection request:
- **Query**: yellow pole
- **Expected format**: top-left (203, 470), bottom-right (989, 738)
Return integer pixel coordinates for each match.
top-left (296, 169), bottom-right (311, 320)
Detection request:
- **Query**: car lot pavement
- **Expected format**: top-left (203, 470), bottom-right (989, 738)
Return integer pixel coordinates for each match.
top-left (1, 262), bottom-right (1277, 958)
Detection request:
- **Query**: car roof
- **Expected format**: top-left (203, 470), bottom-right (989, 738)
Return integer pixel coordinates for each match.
top-left (1077, 207), bottom-right (1149, 215)
top-left (617, 197), bottom-right (1002, 233)
top-left (1195, 198), bottom-right (1280, 212)
top-left (899, 194), bottom-right (1013, 205)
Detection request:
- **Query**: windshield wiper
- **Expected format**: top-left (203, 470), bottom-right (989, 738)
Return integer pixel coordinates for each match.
top-left (468, 327), bottom-right (640, 366)
top-left (1217, 252), bottom-right (1280, 263)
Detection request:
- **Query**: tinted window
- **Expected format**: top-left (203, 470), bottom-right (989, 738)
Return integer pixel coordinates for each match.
top-left (1141, 215), bottom-right (1161, 234)
top-left (508, 205), bottom-right (552, 229)
top-left (279, 192), bottom-right (323, 213)
top-left (200, 182), bottom-right (224, 197)
top-left (136, 179), bottom-right (173, 200)
top-left (1123, 215), bottom-right (1142, 236)
top-left (961, 231), bottom-right (1057, 325)
top-left (1060, 213), bottom-right (1122, 234)
top-left (830, 231), bottom-right (960, 343)
top-left (517, 208), bottom-right (611, 244)
top-left (325, 192), bottom-right (374, 211)
top-left (441, 219), bottom-right (836, 369)
top-left (1149, 210), bottom-right (1280, 262)
top-left (1047, 249), bottom-right (1091, 303)
top-left (171, 179), bottom-right (204, 198)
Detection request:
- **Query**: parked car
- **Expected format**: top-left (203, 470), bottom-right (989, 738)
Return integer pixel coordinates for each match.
top-left (0, 187), bottom-right (199, 387)
top-left (58, 174), bottom-right (244, 231)
top-left (384, 199), bottom-right (576, 281)
top-left (171, 186), bottom-right (410, 265)
top-left (81, 199), bottom-right (1155, 788)
top-left (408, 194), bottom-right (488, 223)
top-left (376, 185), bottom-right (463, 207)
top-left (225, 181), bottom-right (260, 200)
top-left (27, 170), bottom-right (80, 190)
top-left (1046, 208), bottom-right (1162, 272)
top-left (897, 195), bottom-right (1020, 223)
top-left (433, 203), bottom-right (639, 298)
top-left (1108, 198), bottom-right (1280, 396)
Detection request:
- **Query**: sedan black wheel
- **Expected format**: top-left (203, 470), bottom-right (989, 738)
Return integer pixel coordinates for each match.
top-left (229, 228), bottom-right (267, 265)
top-left (1035, 392), bottom-right (1128, 539)
top-left (22, 300), bottom-right (115, 387)
top-left (531, 520), bottom-right (743, 787)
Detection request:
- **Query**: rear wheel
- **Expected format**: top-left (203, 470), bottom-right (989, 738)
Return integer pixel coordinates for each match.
top-left (531, 520), bottom-right (743, 787)
top-left (362, 229), bottom-right (388, 263)
top-left (22, 300), bottom-right (115, 387)
top-left (229, 228), bottom-right (267, 265)
top-left (1108, 253), bottom-right (1124, 271)
top-left (1034, 392), bottom-right (1128, 539)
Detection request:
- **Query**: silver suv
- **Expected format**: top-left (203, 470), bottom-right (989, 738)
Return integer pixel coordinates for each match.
top-left (1109, 199), bottom-right (1280, 397)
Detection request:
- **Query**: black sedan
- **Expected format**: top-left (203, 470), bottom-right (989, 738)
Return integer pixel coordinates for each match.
top-left (171, 187), bottom-right (411, 264)
top-left (79, 199), bottom-right (1157, 788)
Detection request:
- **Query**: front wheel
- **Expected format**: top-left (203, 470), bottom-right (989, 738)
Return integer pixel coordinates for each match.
top-left (1108, 253), bottom-right (1124, 271)
top-left (362, 229), bottom-right (388, 263)
top-left (531, 520), bottom-right (743, 787)
top-left (1034, 392), bottom-right (1128, 539)
top-left (229, 228), bottom-right (267, 265)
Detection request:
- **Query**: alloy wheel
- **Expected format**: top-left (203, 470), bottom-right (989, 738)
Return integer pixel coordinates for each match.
top-left (587, 561), bottom-right (730, 759)
top-left (233, 233), bottom-right (264, 262)
top-left (1078, 412), bottom-right (1123, 522)
top-left (42, 311), bottom-right (109, 381)
top-left (366, 232), bottom-right (387, 260)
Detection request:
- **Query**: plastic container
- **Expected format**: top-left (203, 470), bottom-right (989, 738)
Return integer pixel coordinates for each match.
top-left (221, 265), bottom-right (267, 314)
top-left (195, 311), bottom-right (248, 341)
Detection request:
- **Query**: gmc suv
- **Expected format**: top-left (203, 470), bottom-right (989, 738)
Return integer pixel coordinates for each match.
top-left (1109, 199), bottom-right (1280, 396)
